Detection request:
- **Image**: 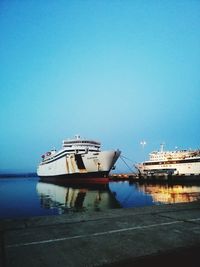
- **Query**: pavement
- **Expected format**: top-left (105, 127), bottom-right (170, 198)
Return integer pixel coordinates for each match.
top-left (1, 201), bottom-right (200, 267)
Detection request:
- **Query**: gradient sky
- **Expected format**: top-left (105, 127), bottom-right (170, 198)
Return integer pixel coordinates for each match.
top-left (0, 0), bottom-right (200, 172)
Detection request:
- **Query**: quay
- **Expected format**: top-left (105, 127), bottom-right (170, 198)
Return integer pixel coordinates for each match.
top-left (109, 173), bottom-right (136, 180)
top-left (109, 173), bottom-right (200, 182)
top-left (1, 201), bottom-right (200, 267)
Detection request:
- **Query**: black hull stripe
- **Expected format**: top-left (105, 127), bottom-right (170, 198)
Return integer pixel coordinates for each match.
top-left (38, 171), bottom-right (109, 180)
top-left (41, 152), bottom-right (68, 165)
top-left (41, 150), bottom-right (98, 165)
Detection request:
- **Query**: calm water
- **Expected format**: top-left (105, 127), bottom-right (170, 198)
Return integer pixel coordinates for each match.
top-left (1, 177), bottom-right (200, 219)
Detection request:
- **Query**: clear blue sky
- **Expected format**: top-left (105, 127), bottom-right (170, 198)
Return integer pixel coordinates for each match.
top-left (0, 0), bottom-right (200, 172)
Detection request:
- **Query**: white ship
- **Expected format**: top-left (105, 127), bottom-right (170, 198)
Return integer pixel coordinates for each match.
top-left (136, 144), bottom-right (200, 177)
top-left (37, 135), bottom-right (121, 182)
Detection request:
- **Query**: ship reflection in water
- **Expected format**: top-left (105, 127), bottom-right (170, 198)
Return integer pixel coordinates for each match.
top-left (137, 183), bottom-right (200, 204)
top-left (36, 180), bottom-right (121, 214)
top-left (36, 179), bottom-right (200, 214)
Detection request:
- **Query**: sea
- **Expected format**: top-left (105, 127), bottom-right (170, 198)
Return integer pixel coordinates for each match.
top-left (1, 176), bottom-right (200, 219)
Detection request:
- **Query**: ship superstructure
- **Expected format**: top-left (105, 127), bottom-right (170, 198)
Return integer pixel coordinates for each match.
top-left (37, 135), bottom-right (121, 182)
top-left (136, 144), bottom-right (200, 177)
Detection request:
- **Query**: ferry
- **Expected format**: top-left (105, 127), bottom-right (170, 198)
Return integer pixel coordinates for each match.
top-left (37, 135), bottom-right (121, 183)
top-left (136, 144), bottom-right (200, 177)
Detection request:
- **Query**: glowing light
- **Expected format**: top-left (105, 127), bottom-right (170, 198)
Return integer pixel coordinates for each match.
top-left (140, 141), bottom-right (147, 148)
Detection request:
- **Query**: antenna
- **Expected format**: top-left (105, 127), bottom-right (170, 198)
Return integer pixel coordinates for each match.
top-left (75, 134), bottom-right (80, 139)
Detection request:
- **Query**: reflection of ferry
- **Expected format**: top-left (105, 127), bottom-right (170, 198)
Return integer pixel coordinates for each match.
top-left (37, 135), bottom-right (120, 183)
top-left (136, 144), bottom-right (200, 177)
top-left (36, 181), bottom-right (120, 213)
top-left (138, 183), bottom-right (200, 204)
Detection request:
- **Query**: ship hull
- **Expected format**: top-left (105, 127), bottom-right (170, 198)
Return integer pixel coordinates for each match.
top-left (137, 158), bottom-right (200, 177)
top-left (38, 172), bottom-right (109, 184)
top-left (37, 150), bottom-right (120, 183)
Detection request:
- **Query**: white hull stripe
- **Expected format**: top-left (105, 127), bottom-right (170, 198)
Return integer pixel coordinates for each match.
top-left (144, 158), bottom-right (200, 166)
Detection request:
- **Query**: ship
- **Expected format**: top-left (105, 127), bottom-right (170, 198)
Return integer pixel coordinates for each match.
top-left (136, 144), bottom-right (200, 178)
top-left (37, 135), bottom-right (121, 183)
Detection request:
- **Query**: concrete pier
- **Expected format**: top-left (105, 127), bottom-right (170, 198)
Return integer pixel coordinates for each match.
top-left (1, 201), bottom-right (200, 267)
top-left (109, 173), bottom-right (200, 182)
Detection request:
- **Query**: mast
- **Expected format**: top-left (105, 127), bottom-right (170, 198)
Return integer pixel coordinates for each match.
top-left (160, 143), bottom-right (165, 152)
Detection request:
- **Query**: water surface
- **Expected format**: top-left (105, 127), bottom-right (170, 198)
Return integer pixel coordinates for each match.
top-left (1, 177), bottom-right (200, 219)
